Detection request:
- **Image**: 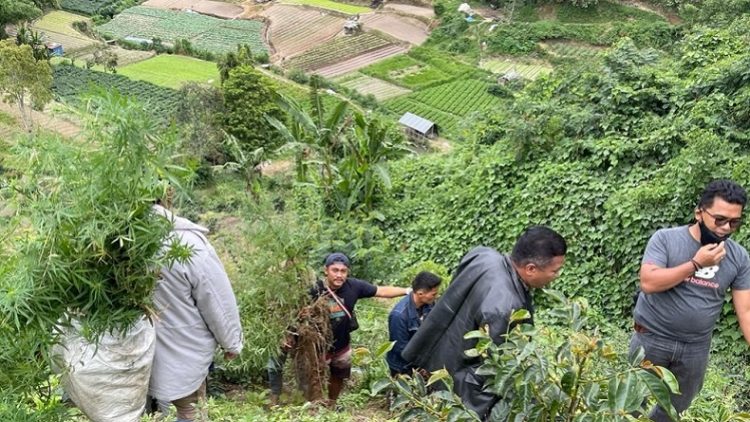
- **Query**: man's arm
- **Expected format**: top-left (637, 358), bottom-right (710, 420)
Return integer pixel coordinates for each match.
top-left (733, 289), bottom-right (750, 346)
top-left (192, 246), bottom-right (244, 355)
top-left (640, 242), bottom-right (726, 294)
top-left (375, 286), bottom-right (410, 298)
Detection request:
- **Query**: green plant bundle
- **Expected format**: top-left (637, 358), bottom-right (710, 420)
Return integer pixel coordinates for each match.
top-left (0, 92), bottom-right (191, 407)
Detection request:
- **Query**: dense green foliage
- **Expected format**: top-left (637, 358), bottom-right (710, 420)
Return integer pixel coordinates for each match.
top-left (52, 64), bottom-right (180, 118)
top-left (0, 93), bottom-right (189, 415)
top-left (378, 19), bottom-right (750, 364)
top-left (0, 0), bottom-right (56, 32)
top-left (222, 65), bottom-right (285, 155)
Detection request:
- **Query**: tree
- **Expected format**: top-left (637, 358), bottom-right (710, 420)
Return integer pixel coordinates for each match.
top-left (217, 44), bottom-right (255, 85)
top-left (0, 0), bottom-right (58, 38)
top-left (0, 40), bottom-right (52, 131)
top-left (15, 25), bottom-right (49, 61)
top-left (222, 65), bottom-right (285, 155)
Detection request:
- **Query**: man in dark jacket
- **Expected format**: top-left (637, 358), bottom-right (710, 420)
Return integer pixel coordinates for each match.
top-left (401, 226), bottom-right (567, 419)
top-left (386, 271), bottom-right (442, 376)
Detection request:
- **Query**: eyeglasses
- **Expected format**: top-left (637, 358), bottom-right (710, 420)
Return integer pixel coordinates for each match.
top-left (702, 208), bottom-right (743, 229)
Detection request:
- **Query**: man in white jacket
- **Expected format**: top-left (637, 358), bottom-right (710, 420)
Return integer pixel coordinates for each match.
top-left (149, 205), bottom-right (243, 421)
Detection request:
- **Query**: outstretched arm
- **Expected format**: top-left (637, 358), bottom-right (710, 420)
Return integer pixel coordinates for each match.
top-left (375, 286), bottom-right (410, 298)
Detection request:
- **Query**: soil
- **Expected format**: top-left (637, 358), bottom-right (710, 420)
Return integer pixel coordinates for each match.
top-left (382, 3), bottom-right (435, 19)
top-left (313, 44), bottom-right (407, 77)
top-left (254, 4), bottom-right (345, 61)
top-left (0, 101), bottom-right (81, 138)
top-left (259, 159), bottom-right (293, 176)
top-left (360, 12), bottom-right (429, 45)
top-left (142, 0), bottom-right (244, 18)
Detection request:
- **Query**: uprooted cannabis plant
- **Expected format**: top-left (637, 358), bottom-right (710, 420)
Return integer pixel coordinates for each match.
top-left (0, 91), bottom-right (190, 416)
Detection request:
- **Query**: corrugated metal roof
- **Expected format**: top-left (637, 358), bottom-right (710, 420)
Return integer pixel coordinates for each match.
top-left (398, 112), bottom-right (436, 134)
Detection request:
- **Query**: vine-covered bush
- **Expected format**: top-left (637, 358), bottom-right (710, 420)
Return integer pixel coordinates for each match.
top-left (378, 26), bottom-right (750, 359)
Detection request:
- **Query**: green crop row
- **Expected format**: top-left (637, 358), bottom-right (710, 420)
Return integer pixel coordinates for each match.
top-left (284, 33), bottom-right (391, 71)
top-left (96, 6), bottom-right (266, 54)
top-left (360, 46), bottom-right (479, 90)
top-left (52, 65), bottom-right (180, 118)
top-left (405, 79), bottom-right (503, 118)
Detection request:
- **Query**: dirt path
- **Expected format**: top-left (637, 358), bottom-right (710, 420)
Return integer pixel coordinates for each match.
top-left (0, 101), bottom-right (81, 138)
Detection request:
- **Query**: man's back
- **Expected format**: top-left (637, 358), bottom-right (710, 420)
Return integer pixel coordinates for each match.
top-left (402, 247), bottom-right (529, 375)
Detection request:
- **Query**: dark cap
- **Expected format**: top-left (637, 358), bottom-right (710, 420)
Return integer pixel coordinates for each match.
top-left (324, 252), bottom-right (350, 268)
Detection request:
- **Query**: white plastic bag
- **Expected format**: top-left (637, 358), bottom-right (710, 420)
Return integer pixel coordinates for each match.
top-left (52, 316), bottom-right (155, 422)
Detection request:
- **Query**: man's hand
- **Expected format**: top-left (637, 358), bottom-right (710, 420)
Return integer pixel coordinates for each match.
top-left (224, 351), bottom-right (239, 360)
top-left (694, 242), bottom-right (727, 267)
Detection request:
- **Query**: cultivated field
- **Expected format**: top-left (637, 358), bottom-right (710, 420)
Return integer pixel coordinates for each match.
top-left (279, 0), bottom-right (370, 14)
top-left (96, 6), bottom-right (267, 54)
top-left (52, 65), bottom-right (181, 119)
top-left (479, 58), bottom-right (553, 80)
top-left (335, 73), bottom-right (411, 101)
top-left (31, 11), bottom-right (99, 53)
top-left (384, 77), bottom-right (503, 133)
top-left (283, 32), bottom-right (393, 72)
top-left (360, 13), bottom-right (429, 45)
top-left (360, 49), bottom-right (477, 90)
top-left (142, 0), bottom-right (244, 19)
top-left (540, 40), bottom-right (606, 60)
top-left (118, 55), bottom-right (220, 89)
top-left (385, 97), bottom-right (459, 132)
top-left (410, 79), bottom-right (502, 116)
top-left (383, 3), bottom-right (435, 19)
top-left (256, 5), bottom-right (344, 59)
top-left (313, 44), bottom-right (407, 78)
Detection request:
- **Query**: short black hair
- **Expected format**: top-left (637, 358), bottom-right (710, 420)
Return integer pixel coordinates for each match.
top-left (510, 226), bottom-right (567, 268)
top-left (412, 271), bottom-right (442, 291)
top-left (698, 179), bottom-right (747, 210)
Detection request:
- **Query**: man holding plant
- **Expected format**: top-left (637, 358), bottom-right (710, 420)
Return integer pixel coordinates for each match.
top-left (631, 179), bottom-right (750, 421)
top-left (269, 252), bottom-right (410, 408)
top-left (402, 226), bottom-right (567, 419)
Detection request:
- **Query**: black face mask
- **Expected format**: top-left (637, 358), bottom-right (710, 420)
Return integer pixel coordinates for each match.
top-left (698, 220), bottom-right (730, 245)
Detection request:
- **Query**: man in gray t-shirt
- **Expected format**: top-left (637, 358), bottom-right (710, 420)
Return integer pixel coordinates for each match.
top-left (631, 179), bottom-right (750, 421)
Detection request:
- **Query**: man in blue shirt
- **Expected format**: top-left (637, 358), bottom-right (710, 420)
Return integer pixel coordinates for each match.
top-left (387, 271), bottom-right (442, 376)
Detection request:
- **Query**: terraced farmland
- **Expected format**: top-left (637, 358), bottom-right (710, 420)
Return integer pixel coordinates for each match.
top-left (96, 6), bottom-right (266, 54)
top-left (283, 33), bottom-right (392, 72)
top-left (118, 55), bottom-right (219, 89)
top-left (384, 78), bottom-right (503, 133)
top-left (409, 79), bottom-right (503, 116)
top-left (313, 44), bottom-right (407, 78)
top-left (31, 11), bottom-right (99, 53)
top-left (143, 0), bottom-right (244, 19)
top-left (385, 98), bottom-right (460, 132)
top-left (540, 40), bottom-right (605, 60)
top-left (279, 0), bottom-right (369, 14)
top-left (335, 73), bottom-right (411, 101)
top-left (258, 5), bottom-right (344, 59)
top-left (52, 65), bottom-right (180, 119)
top-left (480, 59), bottom-right (553, 80)
top-left (360, 13), bottom-right (429, 45)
